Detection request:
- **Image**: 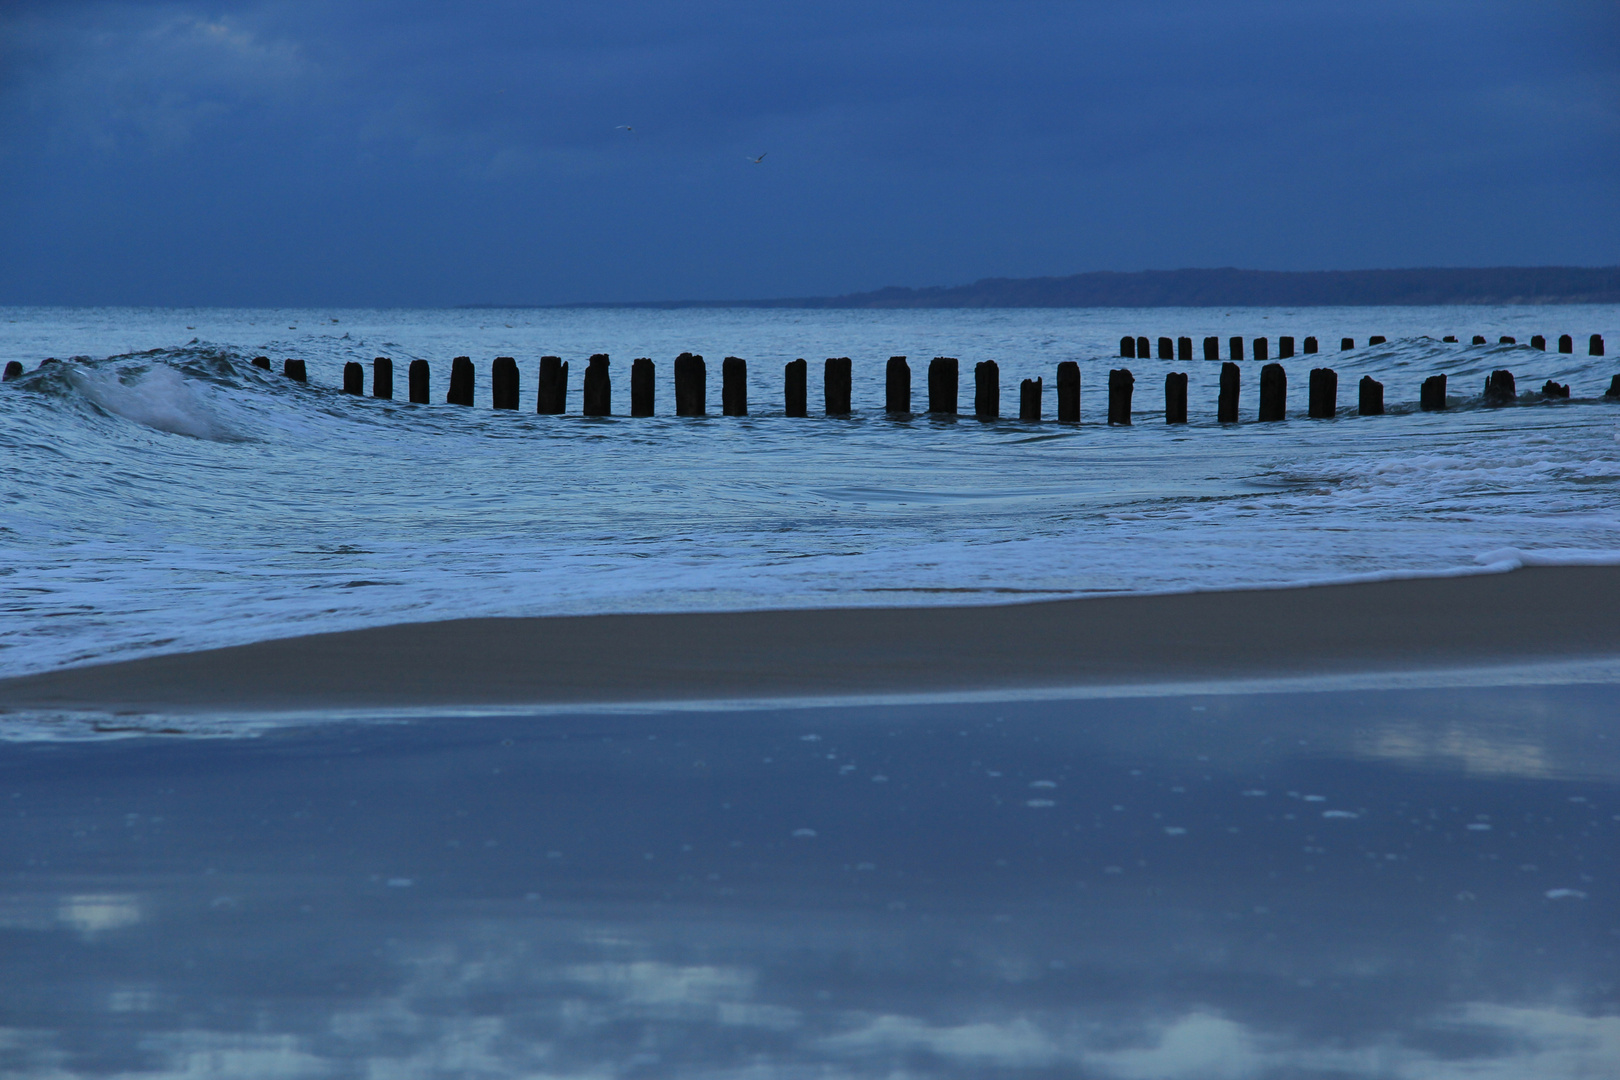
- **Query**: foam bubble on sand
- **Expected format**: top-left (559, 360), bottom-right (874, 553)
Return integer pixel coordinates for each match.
top-left (72, 364), bottom-right (237, 441)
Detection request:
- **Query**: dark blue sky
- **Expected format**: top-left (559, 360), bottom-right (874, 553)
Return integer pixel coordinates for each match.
top-left (1, 1), bottom-right (1615, 306)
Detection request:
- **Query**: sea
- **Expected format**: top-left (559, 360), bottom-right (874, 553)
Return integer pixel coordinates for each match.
top-left (1, 304), bottom-right (1618, 679)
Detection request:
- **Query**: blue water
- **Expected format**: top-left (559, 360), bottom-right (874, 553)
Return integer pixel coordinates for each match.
top-left (2, 305), bottom-right (1618, 679)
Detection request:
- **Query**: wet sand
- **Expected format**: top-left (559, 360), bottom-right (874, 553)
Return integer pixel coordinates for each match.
top-left (2, 565), bottom-right (1618, 714)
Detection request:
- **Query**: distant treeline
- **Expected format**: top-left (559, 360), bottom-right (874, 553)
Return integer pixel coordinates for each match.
top-left (556, 267), bottom-right (1620, 309)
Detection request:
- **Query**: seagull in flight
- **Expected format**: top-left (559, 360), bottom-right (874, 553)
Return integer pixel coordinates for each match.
top-left (746, 152), bottom-right (767, 164)
top-left (616, 125), bottom-right (634, 132)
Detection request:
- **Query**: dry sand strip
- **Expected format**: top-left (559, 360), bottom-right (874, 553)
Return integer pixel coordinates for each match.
top-left (2, 566), bottom-right (1619, 715)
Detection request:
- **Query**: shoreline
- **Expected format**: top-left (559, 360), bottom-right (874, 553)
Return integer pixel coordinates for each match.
top-left (2, 566), bottom-right (1618, 716)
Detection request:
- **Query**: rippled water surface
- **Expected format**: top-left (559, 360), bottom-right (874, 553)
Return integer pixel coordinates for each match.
top-left (2, 305), bottom-right (1618, 675)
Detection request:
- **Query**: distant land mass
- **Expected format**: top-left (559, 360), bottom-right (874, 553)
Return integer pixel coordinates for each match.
top-left (559, 266), bottom-right (1620, 308)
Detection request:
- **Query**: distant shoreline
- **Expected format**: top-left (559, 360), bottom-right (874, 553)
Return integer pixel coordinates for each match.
top-left (490, 266), bottom-right (1620, 310)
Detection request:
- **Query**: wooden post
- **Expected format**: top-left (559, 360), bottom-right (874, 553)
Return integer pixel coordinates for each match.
top-left (447, 356), bottom-right (474, 405)
top-left (785, 359), bottom-right (808, 416)
top-left (583, 354), bottom-right (611, 415)
top-left (1531, 335), bottom-right (1546, 350)
top-left (1472, 335), bottom-right (1487, 345)
top-left (283, 359), bottom-right (306, 382)
top-left (537, 356), bottom-right (568, 414)
top-left (1218, 362), bottom-right (1240, 423)
top-left (1107, 368), bottom-right (1134, 425)
top-left (1229, 336), bottom-right (1244, 361)
top-left (674, 353), bottom-right (706, 416)
top-left (1135, 336), bottom-right (1150, 360)
top-left (1257, 363), bottom-right (1286, 421)
top-left (1254, 337), bottom-right (1269, 362)
top-left (1592, 335), bottom-right (1606, 356)
top-left (1341, 337), bottom-right (1354, 351)
top-left (1178, 336), bottom-right (1192, 361)
top-left (1307, 367), bottom-right (1336, 418)
top-left (409, 359), bottom-right (429, 403)
top-left (2, 361), bottom-right (22, 381)
top-left (1120, 336), bottom-right (1135, 359)
top-left (1359, 375), bottom-right (1384, 415)
top-left (886, 356), bottom-right (910, 413)
top-left (631, 358), bottom-right (654, 416)
top-left (1420, 374), bottom-right (1446, 412)
top-left (721, 356), bottom-right (747, 416)
top-left (1499, 336), bottom-right (1515, 345)
top-left (373, 357), bottom-right (393, 399)
top-left (1443, 335), bottom-right (1459, 343)
top-left (1607, 375), bottom-right (1620, 398)
top-left (1558, 334), bottom-right (1573, 353)
top-left (1164, 371), bottom-right (1187, 423)
top-left (492, 356), bottom-right (519, 409)
top-left (928, 357), bottom-right (958, 414)
top-left (1203, 336), bottom-right (1219, 361)
top-left (1279, 336), bottom-right (1295, 359)
top-left (1056, 361), bottom-right (1080, 422)
top-left (343, 362), bottom-right (364, 395)
top-left (1303, 336), bottom-right (1318, 354)
top-left (1369, 335), bottom-right (1387, 346)
top-left (1157, 337), bottom-right (1173, 360)
top-left (824, 357), bottom-right (852, 415)
top-left (1483, 370), bottom-right (1516, 406)
top-left (1020, 377), bottom-right (1041, 421)
top-left (1542, 380), bottom-right (1570, 398)
top-left (252, 356), bottom-right (271, 370)
top-left (974, 360), bottom-right (999, 419)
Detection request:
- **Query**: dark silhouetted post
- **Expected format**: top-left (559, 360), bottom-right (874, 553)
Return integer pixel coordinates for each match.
top-left (1483, 370), bottom-right (1516, 405)
top-left (447, 356), bottom-right (474, 405)
top-left (584, 354), bottom-right (611, 415)
top-left (1257, 363), bottom-right (1286, 421)
top-left (1307, 368), bottom-right (1337, 418)
top-left (537, 356), bottom-right (567, 414)
top-left (1369, 335), bottom-right (1387, 346)
top-left (1420, 374), bottom-right (1447, 411)
top-left (1592, 335), bottom-right (1606, 356)
top-left (1229, 336), bottom-right (1244, 361)
top-left (2, 361), bottom-right (21, 381)
top-left (928, 357), bottom-right (958, 414)
top-left (283, 359), bottom-right (306, 382)
top-left (373, 357), bottom-right (393, 399)
top-left (1107, 368), bottom-right (1134, 425)
top-left (886, 356), bottom-right (910, 413)
top-left (1157, 337), bottom-right (1173, 360)
top-left (1279, 336), bottom-right (1295, 359)
top-left (1558, 334), bottom-right (1573, 354)
top-left (631, 358), bottom-right (654, 416)
top-left (1499, 336), bottom-right (1515, 345)
top-left (343, 362), bottom-right (364, 395)
top-left (1254, 337), bottom-right (1270, 362)
top-left (1531, 335), bottom-right (1546, 350)
top-left (492, 356), bottom-right (519, 409)
top-left (1164, 371), bottom-right (1187, 423)
top-left (1136, 337), bottom-right (1150, 360)
top-left (252, 356), bottom-right (271, 370)
top-left (1443, 335), bottom-right (1458, 343)
top-left (721, 356), bottom-right (746, 416)
top-left (974, 360), bottom-right (999, 419)
top-left (1607, 375), bottom-right (1620, 398)
top-left (1341, 338), bottom-right (1354, 351)
top-left (1120, 336), bottom-right (1135, 359)
top-left (1057, 362), bottom-right (1080, 422)
top-left (1359, 375), bottom-right (1384, 415)
top-left (1304, 337), bottom-right (1319, 354)
top-left (784, 359), bottom-right (808, 416)
top-left (1472, 335), bottom-right (1487, 345)
top-left (1178, 336), bottom-right (1192, 361)
top-left (1542, 380), bottom-right (1570, 398)
top-left (674, 353), bottom-right (706, 416)
top-left (1203, 336), bottom-right (1219, 361)
top-left (824, 357), bottom-right (852, 415)
top-left (409, 360), bottom-right (429, 403)
top-left (1020, 377), bottom-right (1041, 421)
top-left (1218, 362), bottom-right (1240, 423)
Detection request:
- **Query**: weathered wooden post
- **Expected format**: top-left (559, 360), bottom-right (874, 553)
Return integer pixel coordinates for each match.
top-left (1369, 335), bottom-right (1387, 346)
top-left (1178, 336), bottom-right (1193, 361)
top-left (1531, 335), bottom-right (1546, 350)
top-left (1203, 336), bottom-right (1219, 361)
top-left (825, 357), bottom-right (852, 415)
top-left (1218, 362), bottom-right (1240, 423)
top-left (252, 356), bottom-right (271, 370)
top-left (584, 354), bottom-right (611, 415)
top-left (1542, 380), bottom-right (1570, 398)
top-left (409, 359), bottom-right (429, 403)
top-left (1420, 374), bottom-right (1446, 412)
top-left (1020, 377), bottom-right (1041, 421)
top-left (1229, 336), bottom-right (1244, 361)
top-left (1157, 337), bottom-right (1173, 360)
top-left (1107, 368), bottom-right (1134, 425)
top-left (1483, 370), bottom-right (1516, 406)
top-left (1341, 337), bottom-right (1354, 351)
top-left (1257, 363), bottom-right (1286, 421)
top-left (928, 357), bottom-right (958, 414)
top-left (1443, 335), bottom-right (1458, 343)
top-left (1607, 375), bottom-right (1620, 398)
top-left (1472, 335), bottom-right (1487, 345)
top-left (1254, 337), bottom-right (1270, 362)
top-left (631, 358), bottom-right (655, 416)
top-left (1164, 371), bottom-right (1187, 423)
top-left (675, 353), bottom-right (706, 416)
top-left (1359, 375), bottom-right (1384, 415)
top-left (283, 359), bottom-right (307, 382)
top-left (1307, 367), bottom-right (1336, 418)
top-left (447, 356), bottom-right (474, 405)
top-left (1135, 336), bottom-right (1150, 360)
top-left (492, 356), bottom-right (519, 409)
top-left (373, 357), bottom-right (393, 399)
top-left (343, 361), bottom-right (364, 395)
top-left (1499, 336), bottom-right (1516, 345)
top-left (785, 359), bottom-right (808, 416)
top-left (720, 356), bottom-right (746, 416)
top-left (1120, 336), bottom-right (1135, 359)
top-left (2, 361), bottom-right (22, 380)
top-left (537, 356), bottom-right (567, 414)
top-left (1558, 334), bottom-right (1573, 353)
top-left (1056, 361), bottom-right (1080, 422)
top-left (1279, 336), bottom-right (1295, 359)
top-left (886, 356), bottom-right (910, 413)
top-left (1303, 336), bottom-right (1319, 354)
top-left (974, 360), bottom-right (999, 419)
top-left (1592, 335), bottom-right (1606, 356)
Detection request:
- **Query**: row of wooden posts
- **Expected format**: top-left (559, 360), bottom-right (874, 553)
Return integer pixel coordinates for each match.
top-left (249, 353), bottom-right (1620, 422)
top-left (1120, 333), bottom-right (1606, 360)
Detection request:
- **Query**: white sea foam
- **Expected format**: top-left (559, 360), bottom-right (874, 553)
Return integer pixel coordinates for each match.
top-left (71, 363), bottom-right (239, 441)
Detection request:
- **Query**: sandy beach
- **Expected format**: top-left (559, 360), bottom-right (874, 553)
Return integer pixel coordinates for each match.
top-left (3, 565), bottom-right (1616, 715)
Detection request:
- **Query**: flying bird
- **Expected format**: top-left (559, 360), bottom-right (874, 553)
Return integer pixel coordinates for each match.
top-left (747, 153), bottom-right (767, 164)
top-left (616, 125), bottom-right (634, 132)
